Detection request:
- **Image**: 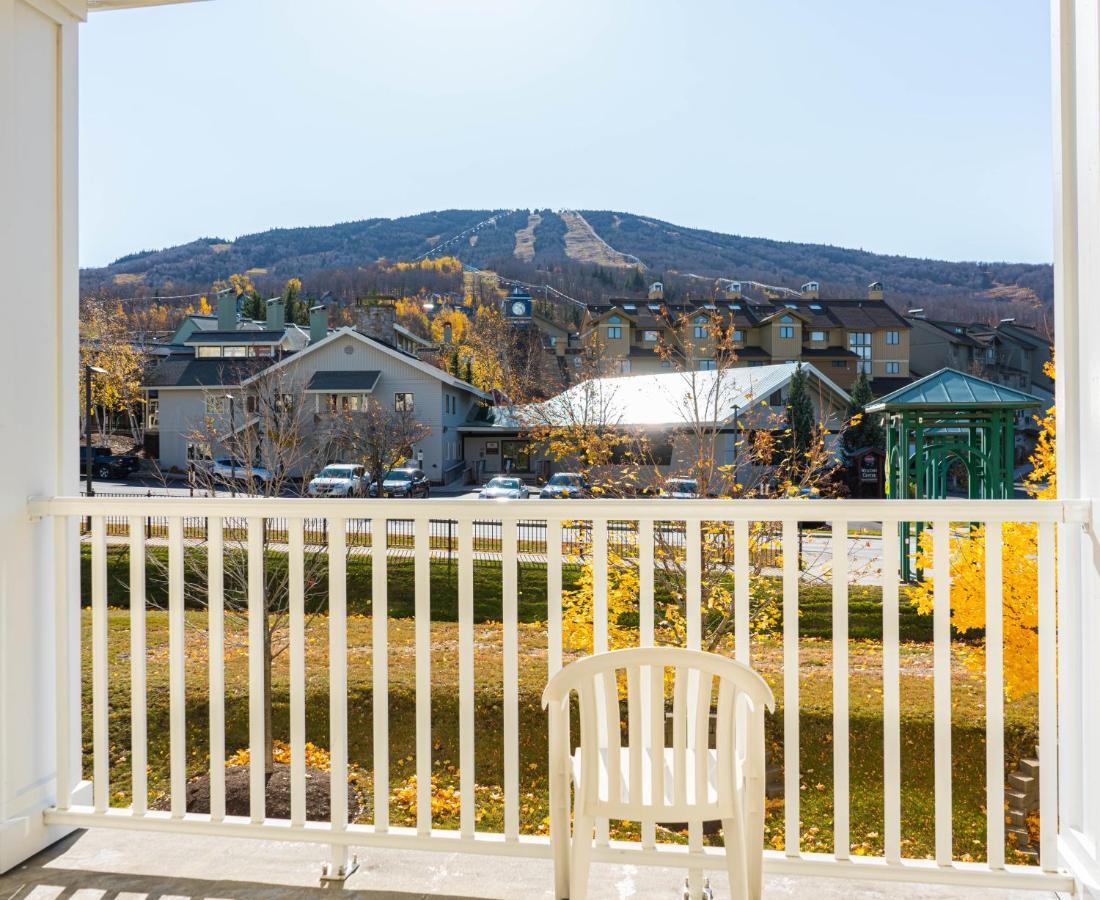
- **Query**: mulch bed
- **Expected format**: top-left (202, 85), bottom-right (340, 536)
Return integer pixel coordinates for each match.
top-left (152, 763), bottom-right (362, 821)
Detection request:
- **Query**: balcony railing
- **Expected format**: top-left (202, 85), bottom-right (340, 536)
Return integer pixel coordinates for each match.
top-left (27, 495), bottom-right (1085, 893)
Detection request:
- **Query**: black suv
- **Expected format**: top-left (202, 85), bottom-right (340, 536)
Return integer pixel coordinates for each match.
top-left (79, 446), bottom-right (141, 479)
top-left (372, 467), bottom-right (431, 498)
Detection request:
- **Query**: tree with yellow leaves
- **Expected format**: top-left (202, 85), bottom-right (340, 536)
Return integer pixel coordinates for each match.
top-left (910, 359), bottom-right (1056, 697)
top-left (79, 298), bottom-right (146, 444)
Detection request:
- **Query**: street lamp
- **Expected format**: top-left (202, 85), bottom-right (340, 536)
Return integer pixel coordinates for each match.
top-left (226, 394), bottom-right (236, 498)
top-left (84, 365), bottom-right (107, 497)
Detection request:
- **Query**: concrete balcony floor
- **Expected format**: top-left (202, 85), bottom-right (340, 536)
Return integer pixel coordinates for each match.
top-left (0, 829), bottom-right (1062, 900)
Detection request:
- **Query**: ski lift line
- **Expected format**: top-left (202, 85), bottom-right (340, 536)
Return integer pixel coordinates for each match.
top-left (683, 273), bottom-right (802, 298)
top-left (82, 286), bottom-right (235, 304)
top-left (413, 213), bottom-right (505, 261)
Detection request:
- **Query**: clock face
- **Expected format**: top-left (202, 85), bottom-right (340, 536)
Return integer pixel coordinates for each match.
top-left (511, 301), bottom-right (527, 316)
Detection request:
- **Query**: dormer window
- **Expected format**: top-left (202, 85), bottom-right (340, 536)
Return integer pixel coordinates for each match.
top-left (607, 314), bottom-right (622, 324)
top-left (622, 304), bottom-right (636, 311)
top-left (780, 315), bottom-right (794, 324)
top-left (810, 303), bottom-right (822, 310)
top-left (695, 315), bottom-right (707, 325)
top-left (786, 303), bottom-right (798, 310)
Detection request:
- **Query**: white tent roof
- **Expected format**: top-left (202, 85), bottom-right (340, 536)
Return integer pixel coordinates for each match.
top-left (519, 363), bottom-right (850, 429)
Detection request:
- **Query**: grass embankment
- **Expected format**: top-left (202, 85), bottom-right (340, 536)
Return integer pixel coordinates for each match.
top-left (81, 547), bottom-right (1030, 863)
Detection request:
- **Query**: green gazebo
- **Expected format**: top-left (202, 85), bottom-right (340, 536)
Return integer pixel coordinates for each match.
top-left (865, 368), bottom-right (1041, 580)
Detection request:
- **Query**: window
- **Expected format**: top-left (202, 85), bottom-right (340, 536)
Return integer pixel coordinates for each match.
top-left (607, 315), bottom-right (622, 324)
top-left (643, 330), bottom-right (659, 342)
top-left (778, 325), bottom-right (795, 339)
top-left (607, 326), bottom-right (623, 340)
top-left (547, 335), bottom-right (557, 347)
top-left (395, 392), bottom-right (414, 412)
top-left (832, 360), bottom-right (847, 369)
top-left (222, 345), bottom-right (248, 358)
top-left (810, 330), bottom-right (826, 342)
top-left (695, 315), bottom-right (707, 325)
top-left (245, 395), bottom-right (258, 415)
top-left (886, 330), bottom-right (900, 345)
top-left (698, 359), bottom-right (717, 371)
top-left (145, 394), bottom-right (159, 429)
top-left (196, 346), bottom-right (221, 358)
top-left (769, 389), bottom-right (784, 406)
top-left (780, 315), bottom-right (794, 323)
top-left (205, 396), bottom-right (225, 415)
top-left (885, 361), bottom-right (901, 374)
top-left (694, 326), bottom-right (707, 339)
top-left (733, 329), bottom-right (744, 342)
top-left (849, 331), bottom-right (872, 374)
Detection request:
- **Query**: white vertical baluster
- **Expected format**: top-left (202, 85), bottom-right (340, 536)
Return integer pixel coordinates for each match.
top-left (985, 522), bottom-right (1005, 869)
top-left (329, 518), bottom-right (350, 859)
top-left (832, 519), bottom-right (849, 860)
top-left (372, 515), bottom-right (389, 832)
top-left (128, 516), bottom-right (148, 816)
top-left (91, 516), bottom-right (109, 812)
top-left (503, 517), bottom-right (520, 841)
top-left (881, 520), bottom-right (901, 863)
top-left (168, 516), bottom-right (186, 818)
top-left (592, 518), bottom-right (609, 653)
top-left (782, 519), bottom-right (800, 857)
top-left (1037, 520), bottom-right (1058, 871)
top-left (458, 517), bottom-right (475, 838)
top-left (638, 519), bottom-right (656, 850)
top-left (734, 519), bottom-right (750, 665)
top-left (288, 517), bottom-right (306, 828)
top-left (414, 516), bottom-right (431, 836)
top-left (247, 517), bottom-right (265, 823)
top-left (208, 516), bottom-right (226, 822)
top-left (685, 519), bottom-right (703, 895)
top-left (591, 518), bottom-right (609, 846)
top-left (932, 520), bottom-right (952, 865)
top-left (548, 518), bottom-right (564, 675)
top-left (53, 516), bottom-right (73, 812)
top-left (686, 519), bottom-right (702, 650)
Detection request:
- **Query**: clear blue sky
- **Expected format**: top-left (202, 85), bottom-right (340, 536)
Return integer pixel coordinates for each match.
top-left (79, 0), bottom-right (1052, 269)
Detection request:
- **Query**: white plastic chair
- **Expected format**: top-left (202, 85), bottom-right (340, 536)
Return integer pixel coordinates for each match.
top-left (542, 647), bottom-right (774, 900)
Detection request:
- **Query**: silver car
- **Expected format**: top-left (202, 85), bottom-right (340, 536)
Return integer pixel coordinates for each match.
top-left (479, 476), bottom-right (528, 500)
top-left (308, 464), bottom-right (369, 497)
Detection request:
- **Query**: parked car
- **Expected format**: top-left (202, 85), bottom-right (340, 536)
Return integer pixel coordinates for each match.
top-left (79, 445), bottom-right (140, 479)
top-left (479, 476), bottom-right (528, 500)
top-left (659, 477), bottom-right (701, 499)
top-left (207, 458), bottom-right (273, 487)
top-left (308, 464), bottom-right (369, 497)
top-left (373, 467), bottom-right (431, 498)
top-left (539, 472), bottom-right (590, 499)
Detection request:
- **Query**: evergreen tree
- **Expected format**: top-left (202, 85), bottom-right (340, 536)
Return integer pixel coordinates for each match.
top-left (786, 363), bottom-right (815, 458)
top-left (464, 356), bottom-right (473, 384)
top-left (450, 346), bottom-right (461, 377)
top-left (842, 372), bottom-right (885, 454)
top-left (627, 267), bottom-right (646, 292)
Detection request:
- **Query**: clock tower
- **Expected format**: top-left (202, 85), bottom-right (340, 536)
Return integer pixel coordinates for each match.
top-left (504, 285), bottom-right (532, 320)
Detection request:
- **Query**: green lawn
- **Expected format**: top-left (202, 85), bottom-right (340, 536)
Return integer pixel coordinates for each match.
top-left (80, 546), bottom-right (1033, 863)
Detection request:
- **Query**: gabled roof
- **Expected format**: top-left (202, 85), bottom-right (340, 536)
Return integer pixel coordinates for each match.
top-left (143, 356), bottom-right (276, 389)
top-left (865, 367), bottom-right (1041, 412)
top-left (507, 363), bottom-right (849, 430)
top-left (305, 371), bottom-right (382, 393)
top-left (185, 330), bottom-right (286, 345)
top-left (241, 326), bottom-right (491, 399)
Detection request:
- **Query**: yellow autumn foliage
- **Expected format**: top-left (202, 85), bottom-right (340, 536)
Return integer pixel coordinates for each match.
top-left (909, 359), bottom-right (1056, 698)
top-left (226, 739), bottom-right (332, 771)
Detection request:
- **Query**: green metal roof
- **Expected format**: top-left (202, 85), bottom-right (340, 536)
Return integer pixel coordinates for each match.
top-left (864, 367), bottom-right (1041, 412)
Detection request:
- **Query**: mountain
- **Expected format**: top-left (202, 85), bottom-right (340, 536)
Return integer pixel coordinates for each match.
top-left (82, 209), bottom-right (1053, 321)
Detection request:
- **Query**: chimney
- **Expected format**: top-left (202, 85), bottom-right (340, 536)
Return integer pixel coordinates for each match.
top-left (217, 293), bottom-right (237, 330)
top-left (266, 297), bottom-right (285, 331)
top-left (868, 281), bottom-right (884, 301)
top-left (361, 301), bottom-right (397, 345)
top-left (648, 281), bottom-right (664, 300)
top-left (309, 305), bottom-right (329, 344)
top-left (801, 281), bottom-right (820, 300)
top-left (443, 321), bottom-right (453, 344)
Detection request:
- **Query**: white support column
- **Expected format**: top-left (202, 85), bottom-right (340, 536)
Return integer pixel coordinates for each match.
top-left (1054, 0), bottom-right (1100, 893)
top-left (0, 0), bottom-right (86, 873)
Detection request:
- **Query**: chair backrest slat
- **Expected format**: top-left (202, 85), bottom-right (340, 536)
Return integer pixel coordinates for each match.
top-left (672, 666), bottom-right (689, 808)
top-left (600, 671), bottom-right (620, 803)
top-left (626, 665), bottom-right (642, 807)
top-left (693, 670), bottom-right (712, 806)
top-left (648, 663), bottom-right (664, 809)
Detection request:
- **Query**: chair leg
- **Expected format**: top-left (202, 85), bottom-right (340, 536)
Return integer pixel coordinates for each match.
top-left (722, 817), bottom-right (751, 900)
top-left (570, 812), bottom-right (595, 900)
